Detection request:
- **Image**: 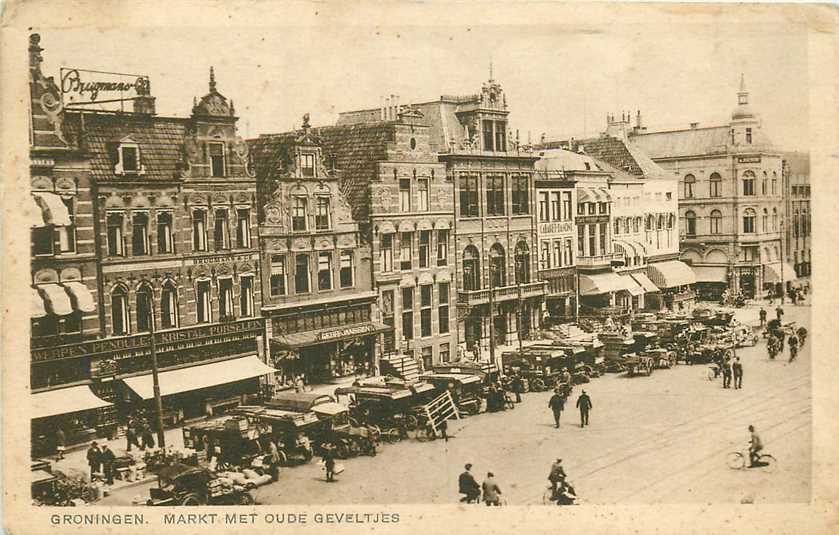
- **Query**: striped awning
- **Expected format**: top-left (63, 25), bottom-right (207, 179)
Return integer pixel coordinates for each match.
top-left (630, 272), bottom-right (659, 293)
top-left (764, 263), bottom-right (797, 283)
top-left (32, 192), bottom-right (71, 227)
top-left (37, 284), bottom-right (73, 316)
top-left (32, 386), bottom-right (112, 419)
top-left (646, 260), bottom-right (696, 289)
top-left (579, 272), bottom-right (625, 296)
top-left (618, 273), bottom-right (645, 296)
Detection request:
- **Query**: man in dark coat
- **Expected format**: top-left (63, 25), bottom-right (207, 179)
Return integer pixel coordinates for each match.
top-left (458, 463), bottom-right (481, 503)
top-left (125, 417), bottom-right (141, 452)
top-left (511, 374), bottom-right (523, 403)
top-left (722, 356), bottom-right (732, 388)
top-left (99, 444), bottom-right (116, 485)
top-left (86, 442), bottom-right (101, 480)
top-left (776, 306), bottom-right (784, 321)
top-left (548, 389), bottom-right (566, 428)
top-left (548, 458), bottom-right (567, 496)
top-left (576, 390), bottom-right (593, 427)
top-left (759, 307), bottom-right (767, 327)
top-left (322, 445), bottom-right (336, 482)
top-left (732, 357), bottom-right (743, 389)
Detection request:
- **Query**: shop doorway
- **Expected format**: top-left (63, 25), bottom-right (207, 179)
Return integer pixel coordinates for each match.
top-left (493, 314), bottom-right (506, 347)
top-left (465, 315), bottom-right (482, 353)
top-left (519, 305), bottom-right (532, 340)
top-left (739, 273), bottom-right (756, 299)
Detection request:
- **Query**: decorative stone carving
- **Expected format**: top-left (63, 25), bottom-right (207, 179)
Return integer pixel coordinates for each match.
top-left (54, 176), bottom-right (76, 192)
top-left (292, 238), bottom-right (310, 251)
top-left (31, 176), bottom-right (53, 191)
top-left (212, 193), bottom-right (229, 206)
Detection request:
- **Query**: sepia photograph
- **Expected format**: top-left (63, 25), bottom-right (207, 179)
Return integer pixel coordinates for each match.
top-left (2, 1), bottom-right (837, 533)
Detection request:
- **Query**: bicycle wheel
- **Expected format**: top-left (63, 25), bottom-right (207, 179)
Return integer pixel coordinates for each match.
top-left (759, 454), bottom-right (777, 473)
top-left (726, 452), bottom-right (745, 470)
top-left (542, 488), bottom-right (554, 505)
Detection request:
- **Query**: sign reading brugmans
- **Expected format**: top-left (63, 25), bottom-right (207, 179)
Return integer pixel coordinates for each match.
top-left (60, 68), bottom-right (150, 105)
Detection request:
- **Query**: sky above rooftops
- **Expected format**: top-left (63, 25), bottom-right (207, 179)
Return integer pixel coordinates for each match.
top-left (41, 16), bottom-right (809, 151)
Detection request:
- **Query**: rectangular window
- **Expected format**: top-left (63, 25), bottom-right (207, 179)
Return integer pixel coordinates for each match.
top-left (553, 241), bottom-right (562, 268)
top-left (301, 153), bottom-right (315, 177)
top-left (551, 192), bottom-right (561, 221)
top-left (746, 128), bottom-right (752, 144)
top-left (132, 212), bottom-right (149, 256)
top-left (292, 197), bottom-right (307, 231)
top-left (340, 251), bottom-right (354, 288)
top-left (512, 175), bottom-right (529, 215)
top-left (402, 287), bottom-right (414, 340)
top-left (440, 342), bottom-right (450, 363)
top-left (710, 180), bottom-right (721, 197)
top-left (495, 122), bottom-right (507, 152)
top-left (577, 202), bottom-right (585, 215)
top-left (57, 197), bottom-right (76, 253)
top-left (213, 209), bottom-right (230, 250)
top-left (436, 229), bottom-right (449, 266)
top-left (192, 210), bottom-right (207, 252)
top-left (209, 142), bottom-right (225, 177)
top-left (236, 208), bottom-right (250, 248)
top-left (422, 346), bottom-right (433, 371)
top-left (400, 232), bottom-right (413, 270)
top-left (106, 212), bottom-right (124, 256)
top-left (541, 241), bottom-right (551, 269)
top-left (419, 230), bottom-right (430, 268)
top-left (197, 280), bottom-right (212, 323)
top-left (218, 278), bottom-right (234, 320)
top-left (400, 179), bottom-right (411, 212)
top-left (157, 211), bottom-right (173, 253)
top-left (743, 179), bottom-right (754, 196)
top-left (417, 179), bottom-right (429, 212)
top-left (270, 254), bottom-right (286, 296)
top-left (420, 284), bottom-right (432, 337)
top-left (381, 233), bottom-right (394, 272)
top-left (588, 203), bottom-right (596, 215)
top-left (482, 120), bottom-right (494, 151)
top-left (382, 290), bottom-right (395, 352)
top-left (239, 276), bottom-right (254, 317)
top-left (318, 251), bottom-right (332, 291)
top-left (315, 197), bottom-right (330, 230)
top-left (564, 239), bottom-right (573, 266)
top-left (538, 192), bottom-right (549, 222)
top-left (598, 202), bottom-right (608, 214)
top-left (438, 282), bottom-right (450, 334)
top-left (121, 146), bottom-right (139, 173)
top-left (577, 225), bottom-right (585, 256)
top-left (295, 254), bottom-right (310, 294)
top-left (562, 192), bottom-right (572, 220)
top-left (599, 223), bottom-right (607, 254)
top-left (486, 175), bottom-right (505, 216)
top-left (460, 175), bottom-right (479, 217)
top-left (588, 226), bottom-right (596, 256)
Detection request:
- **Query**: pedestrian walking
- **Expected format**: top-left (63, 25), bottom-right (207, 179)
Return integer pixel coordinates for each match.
top-left (732, 357), bottom-right (743, 389)
top-left (125, 418), bottom-right (141, 452)
top-left (481, 472), bottom-right (502, 506)
top-left (775, 306), bottom-right (784, 321)
top-left (759, 307), bottom-right (767, 327)
top-left (55, 427), bottom-right (66, 461)
top-left (100, 444), bottom-right (116, 485)
top-left (141, 420), bottom-right (156, 450)
top-left (576, 390), bottom-right (593, 428)
top-left (788, 333), bottom-right (799, 362)
top-left (322, 445), bottom-right (336, 482)
top-left (86, 441), bottom-right (101, 480)
top-left (722, 357), bottom-right (732, 388)
top-left (458, 463), bottom-right (481, 503)
top-left (511, 374), bottom-right (523, 403)
top-left (548, 388), bottom-right (566, 428)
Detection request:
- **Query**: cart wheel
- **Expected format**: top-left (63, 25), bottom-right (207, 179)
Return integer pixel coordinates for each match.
top-left (278, 450), bottom-right (289, 466)
top-left (181, 493), bottom-right (205, 506)
top-left (384, 428), bottom-right (402, 444)
top-left (237, 492), bottom-right (255, 505)
top-left (302, 448), bottom-right (313, 462)
top-left (335, 441), bottom-right (351, 459)
top-left (367, 425), bottom-right (382, 443)
top-left (404, 414), bottom-right (419, 430)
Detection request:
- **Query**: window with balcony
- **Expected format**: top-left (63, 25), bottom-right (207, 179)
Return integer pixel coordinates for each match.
top-left (315, 197), bottom-right (330, 230)
top-left (318, 251), bottom-right (332, 291)
top-left (417, 179), bottom-right (429, 212)
top-left (587, 225), bottom-right (596, 257)
top-left (577, 226), bottom-right (585, 257)
top-left (218, 278), bottom-right (235, 320)
top-left (382, 290), bottom-right (395, 352)
top-left (300, 153), bottom-right (315, 177)
top-left (743, 208), bottom-right (756, 233)
top-left (209, 142), bottom-right (225, 177)
top-left (438, 282), bottom-right (450, 334)
top-left (196, 280), bottom-right (212, 323)
top-left (512, 175), bottom-right (529, 215)
top-left (486, 175), bottom-right (505, 216)
top-left (400, 232), bottom-right (413, 271)
top-left (489, 243), bottom-right (506, 287)
top-left (192, 210), bottom-right (207, 252)
top-left (132, 212), bottom-right (149, 256)
top-left (402, 287), bottom-right (414, 340)
top-left (460, 175), bottom-right (479, 217)
top-left (270, 254), bottom-right (287, 296)
top-left (107, 212), bottom-right (124, 256)
top-left (292, 197), bottom-right (307, 231)
top-left (400, 179), bottom-right (411, 212)
top-left (240, 275), bottom-right (254, 317)
top-left (564, 239), bottom-right (573, 266)
top-left (588, 203), bottom-right (596, 215)
top-left (214, 209), bottom-right (230, 250)
top-left (436, 229), bottom-right (449, 266)
top-left (685, 210), bottom-right (697, 238)
top-left (419, 230), bottom-right (430, 268)
top-left (161, 282), bottom-right (178, 329)
top-left (111, 285), bottom-right (130, 335)
top-left (381, 233), bottom-right (394, 272)
top-left (463, 245), bottom-right (481, 291)
top-left (236, 208), bottom-right (250, 248)
top-left (684, 174), bottom-right (696, 198)
top-left (710, 210), bottom-right (722, 234)
top-left (157, 211), bottom-right (173, 253)
top-left (538, 192), bottom-right (549, 222)
top-left (340, 251), bottom-right (354, 288)
top-left (742, 171), bottom-right (755, 196)
top-left (420, 284), bottom-right (432, 337)
top-left (295, 254), bottom-right (310, 294)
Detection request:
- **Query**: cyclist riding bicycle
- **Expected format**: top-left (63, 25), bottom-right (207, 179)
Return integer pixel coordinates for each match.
top-left (748, 425), bottom-right (763, 467)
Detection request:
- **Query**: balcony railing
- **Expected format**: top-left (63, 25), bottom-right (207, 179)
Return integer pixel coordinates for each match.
top-left (457, 281), bottom-right (547, 306)
top-left (576, 253), bottom-right (623, 269)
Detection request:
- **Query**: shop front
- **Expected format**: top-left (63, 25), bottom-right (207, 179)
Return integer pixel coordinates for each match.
top-left (762, 262), bottom-right (798, 298)
top-left (646, 260), bottom-right (697, 311)
top-left (30, 385), bottom-right (115, 457)
top-left (692, 266), bottom-right (729, 302)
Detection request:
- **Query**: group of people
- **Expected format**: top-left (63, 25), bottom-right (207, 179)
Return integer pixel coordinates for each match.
top-left (718, 355), bottom-right (744, 389)
top-left (458, 463), bottom-right (503, 506)
top-left (124, 413), bottom-right (159, 452)
top-left (85, 442), bottom-right (117, 485)
top-left (548, 387), bottom-right (592, 428)
top-left (761, 306), bottom-right (806, 363)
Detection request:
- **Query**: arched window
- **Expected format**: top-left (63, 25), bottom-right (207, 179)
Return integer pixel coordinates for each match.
top-left (771, 172), bottom-right (778, 195)
top-left (614, 244), bottom-right (627, 265)
top-left (136, 284), bottom-right (154, 332)
top-left (463, 245), bottom-right (481, 291)
top-left (111, 285), bottom-right (130, 335)
top-left (684, 174), bottom-right (696, 198)
top-left (514, 241), bottom-right (530, 284)
top-left (161, 281), bottom-right (179, 329)
top-left (685, 211), bottom-right (697, 237)
top-left (633, 217), bottom-right (641, 233)
top-left (645, 215), bottom-right (654, 231)
top-left (657, 214), bottom-right (664, 230)
top-left (762, 208), bottom-right (768, 232)
top-left (709, 172), bottom-right (722, 197)
top-left (743, 208), bottom-right (756, 233)
top-left (742, 171), bottom-right (755, 196)
top-left (772, 208), bottom-right (778, 231)
top-left (489, 243), bottom-right (506, 288)
top-left (623, 218), bottom-right (630, 234)
top-left (761, 172), bottom-right (768, 195)
top-left (614, 218), bottom-right (621, 235)
top-left (710, 210), bottom-right (722, 234)
top-left (667, 214), bottom-right (675, 229)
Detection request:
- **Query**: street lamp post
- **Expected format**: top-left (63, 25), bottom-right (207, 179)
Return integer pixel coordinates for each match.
top-left (516, 252), bottom-right (525, 356)
top-left (779, 220), bottom-right (785, 304)
top-left (149, 306), bottom-right (166, 448)
top-left (488, 263), bottom-right (496, 370)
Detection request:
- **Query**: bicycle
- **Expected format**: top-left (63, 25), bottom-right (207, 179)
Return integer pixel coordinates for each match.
top-left (726, 449), bottom-right (777, 472)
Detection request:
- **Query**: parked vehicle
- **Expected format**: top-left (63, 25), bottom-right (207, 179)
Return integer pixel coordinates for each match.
top-left (500, 348), bottom-right (569, 392)
top-left (146, 463), bottom-right (254, 506)
top-left (420, 372), bottom-right (484, 415)
top-left (334, 379), bottom-right (437, 432)
top-left (622, 354), bottom-right (655, 376)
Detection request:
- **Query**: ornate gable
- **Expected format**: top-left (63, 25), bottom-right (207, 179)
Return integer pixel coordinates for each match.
top-left (192, 67), bottom-right (235, 118)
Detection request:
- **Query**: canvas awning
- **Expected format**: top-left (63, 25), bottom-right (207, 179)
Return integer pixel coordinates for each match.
top-left (63, 281), bottom-right (96, 312)
top-left (122, 355), bottom-right (276, 399)
top-left (617, 273), bottom-right (645, 296)
top-left (630, 272), bottom-right (659, 293)
top-left (272, 322), bottom-right (391, 350)
top-left (32, 192), bottom-right (72, 227)
top-left (32, 287), bottom-right (47, 318)
top-left (764, 263), bottom-right (797, 283)
top-left (32, 386), bottom-right (112, 419)
top-left (693, 266), bottom-right (728, 283)
top-left (312, 402), bottom-right (348, 417)
top-left (579, 272), bottom-right (625, 296)
top-left (646, 261), bottom-right (696, 289)
top-left (37, 284), bottom-right (73, 316)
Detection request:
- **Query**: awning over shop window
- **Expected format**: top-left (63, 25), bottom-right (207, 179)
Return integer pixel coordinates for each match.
top-left (272, 322), bottom-right (392, 351)
top-left (37, 283), bottom-right (73, 316)
top-left (579, 272), bottom-right (625, 296)
top-left (617, 273), bottom-right (645, 296)
top-left (32, 287), bottom-right (47, 318)
top-left (32, 386), bottom-right (112, 419)
top-left (764, 263), bottom-right (797, 283)
top-left (630, 272), bottom-right (659, 293)
top-left (63, 281), bottom-right (96, 313)
top-left (32, 192), bottom-right (71, 227)
top-left (122, 355), bottom-right (277, 400)
top-left (597, 188), bottom-right (612, 201)
top-left (646, 260), bottom-right (696, 289)
top-left (693, 266), bottom-right (728, 283)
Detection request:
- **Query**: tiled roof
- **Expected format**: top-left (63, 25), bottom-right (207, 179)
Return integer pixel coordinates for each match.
top-left (629, 126), bottom-right (730, 159)
top-left (64, 112), bottom-right (188, 182)
top-left (539, 135), bottom-right (668, 180)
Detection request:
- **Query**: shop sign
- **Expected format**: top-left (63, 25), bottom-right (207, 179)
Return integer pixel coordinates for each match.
top-left (317, 324), bottom-right (375, 342)
top-left (189, 252), bottom-right (256, 266)
top-left (539, 221), bottom-right (574, 235)
top-left (737, 156), bottom-right (761, 164)
top-left (32, 318), bottom-right (264, 363)
top-left (60, 68), bottom-right (150, 105)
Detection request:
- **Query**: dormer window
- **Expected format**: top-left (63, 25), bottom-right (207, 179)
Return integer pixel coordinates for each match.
top-left (115, 139), bottom-right (144, 176)
top-left (301, 153), bottom-right (315, 177)
top-left (209, 142), bottom-right (225, 177)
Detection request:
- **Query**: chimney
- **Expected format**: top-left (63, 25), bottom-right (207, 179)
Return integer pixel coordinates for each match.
top-left (380, 96), bottom-right (385, 120)
top-left (394, 95), bottom-right (400, 116)
top-left (636, 110), bottom-right (642, 128)
top-left (133, 77), bottom-right (156, 115)
top-left (390, 94), bottom-right (396, 120)
top-left (690, 122), bottom-right (699, 129)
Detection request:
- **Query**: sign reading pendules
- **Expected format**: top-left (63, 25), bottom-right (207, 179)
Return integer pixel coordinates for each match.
top-left (60, 67), bottom-right (150, 109)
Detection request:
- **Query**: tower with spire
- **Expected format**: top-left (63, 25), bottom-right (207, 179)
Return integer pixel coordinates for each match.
top-left (729, 73), bottom-right (762, 147)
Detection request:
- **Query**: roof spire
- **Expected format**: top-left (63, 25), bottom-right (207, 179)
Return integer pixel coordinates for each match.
top-left (489, 55), bottom-right (494, 81)
top-left (737, 72), bottom-right (749, 106)
top-left (739, 72), bottom-right (746, 92)
top-left (209, 66), bottom-right (216, 93)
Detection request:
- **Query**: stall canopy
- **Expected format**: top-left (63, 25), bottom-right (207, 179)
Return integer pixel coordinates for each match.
top-left (122, 355), bottom-right (277, 399)
top-left (32, 386), bottom-right (112, 419)
top-left (37, 284), bottom-right (74, 316)
top-left (31, 192), bottom-right (72, 227)
top-left (579, 272), bottom-right (626, 296)
top-left (617, 273), bottom-right (645, 296)
top-left (630, 272), bottom-right (659, 293)
top-left (763, 263), bottom-right (798, 283)
top-left (646, 261), bottom-right (696, 289)
top-left (692, 266), bottom-right (728, 283)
